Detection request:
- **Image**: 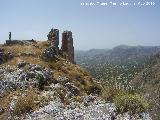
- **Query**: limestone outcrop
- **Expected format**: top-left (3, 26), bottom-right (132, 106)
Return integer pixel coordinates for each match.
top-left (0, 63), bottom-right (54, 97)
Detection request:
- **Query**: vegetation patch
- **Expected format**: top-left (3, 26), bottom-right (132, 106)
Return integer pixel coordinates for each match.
top-left (14, 89), bottom-right (38, 115)
top-left (86, 84), bottom-right (102, 95)
top-left (113, 93), bottom-right (149, 115)
top-left (48, 61), bottom-right (63, 70)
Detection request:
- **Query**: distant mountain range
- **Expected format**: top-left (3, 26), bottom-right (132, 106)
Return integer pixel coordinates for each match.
top-left (76, 45), bottom-right (160, 64)
top-left (75, 45), bottom-right (160, 80)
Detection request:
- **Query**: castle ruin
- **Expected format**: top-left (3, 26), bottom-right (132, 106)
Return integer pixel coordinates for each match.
top-left (61, 31), bottom-right (74, 63)
top-left (47, 28), bottom-right (74, 63)
top-left (47, 29), bottom-right (59, 52)
top-left (5, 28), bottom-right (75, 63)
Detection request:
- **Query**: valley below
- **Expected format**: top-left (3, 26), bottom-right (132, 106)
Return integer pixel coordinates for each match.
top-left (75, 45), bottom-right (160, 120)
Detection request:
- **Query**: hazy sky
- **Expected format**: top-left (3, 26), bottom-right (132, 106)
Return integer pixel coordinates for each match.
top-left (0, 0), bottom-right (160, 50)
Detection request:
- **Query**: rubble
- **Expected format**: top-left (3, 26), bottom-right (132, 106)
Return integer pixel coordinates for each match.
top-left (42, 46), bottom-right (57, 61)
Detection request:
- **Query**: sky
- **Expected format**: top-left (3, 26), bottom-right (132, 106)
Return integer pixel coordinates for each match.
top-left (0, 0), bottom-right (160, 50)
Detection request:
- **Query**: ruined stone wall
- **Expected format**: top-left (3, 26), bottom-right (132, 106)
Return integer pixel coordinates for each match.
top-left (47, 29), bottom-right (59, 51)
top-left (6, 40), bottom-right (36, 45)
top-left (61, 31), bottom-right (74, 63)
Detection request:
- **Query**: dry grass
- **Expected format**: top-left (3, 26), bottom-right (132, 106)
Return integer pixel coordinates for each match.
top-left (14, 89), bottom-right (38, 115)
top-left (0, 43), bottom-right (47, 67)
top-left (37, 41), bottom-right (50, 48)
top-left (3, 56), bottom-right (48, 67)
top-left (2, 44), bottom-right (42, 56)
top-left (0, 94), bottom-right (12, 110)
top-left (72, 96), bottom-right (83, 103)
top-left (0, 89), bottom-right (38, 111)
top-left (101, 85), bottom-right (120, 101)
top-left (48, 61), bottom-right (64, 70)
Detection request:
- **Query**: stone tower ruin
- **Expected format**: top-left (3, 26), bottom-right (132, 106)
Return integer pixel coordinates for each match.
top-left (61, 31), bottom-right (74, 63)
top-left (47, 28), bottom-right (74, 63)
top-left (47, 29), bottom-right (59, 51)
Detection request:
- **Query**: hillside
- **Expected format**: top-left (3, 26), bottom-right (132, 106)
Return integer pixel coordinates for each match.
top-left (131, 54), bottom-right (160, 120)
top-left (76, 45), bottom-right (160, 83)
top-left (0, 29), bottom-right (153, 120)
top-left (0, 30), bottom-right (104, 120)
top-left (75, 45), bottom-right (160, 120)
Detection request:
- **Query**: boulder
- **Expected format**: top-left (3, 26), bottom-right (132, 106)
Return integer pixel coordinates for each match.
top-left (57, 77), bottom-right (70, 85)
top-left (65, 82), bottom-right (80, 96)
top-left (17, 60), bottom-right (28, 68)
top-left (42, 46), bottom-right (57, 61)
top-left (0, 49), bottom-right (13, 64)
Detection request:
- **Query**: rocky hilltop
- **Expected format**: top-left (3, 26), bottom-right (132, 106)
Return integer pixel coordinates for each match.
top-left (0, 30), bottom-right (151, 120)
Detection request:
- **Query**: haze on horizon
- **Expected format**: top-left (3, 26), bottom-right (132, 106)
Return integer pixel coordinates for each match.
top-left (0, 0), bottom-right (160, 50)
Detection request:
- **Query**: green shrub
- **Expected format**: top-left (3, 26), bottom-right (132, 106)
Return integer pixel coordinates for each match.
top-left (101, 86), bottom-right (120, 101)
top-left (113, 93), bottom-right (149, 114)
top-left (37, 74), bottom-right (45, 90)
